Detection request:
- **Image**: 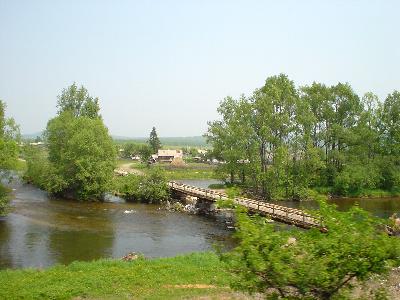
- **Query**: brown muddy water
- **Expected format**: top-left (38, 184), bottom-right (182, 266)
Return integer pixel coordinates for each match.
top-left (0, 179), bottom-right (234, 269)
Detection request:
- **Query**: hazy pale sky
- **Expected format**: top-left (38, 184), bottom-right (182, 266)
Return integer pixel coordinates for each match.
top-left (1, 0), bottom-right (399, 137)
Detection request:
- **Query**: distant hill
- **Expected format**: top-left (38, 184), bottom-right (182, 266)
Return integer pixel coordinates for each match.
top-left (22, 132), bottom-right (208, 147)
top-left (22, 132), bottom-right (43, 140)
top-left (113, 136), bottom-right (208, 147)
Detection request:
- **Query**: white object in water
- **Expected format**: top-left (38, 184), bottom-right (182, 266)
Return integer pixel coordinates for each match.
top-left (124, 210), bottom-right (135, 214)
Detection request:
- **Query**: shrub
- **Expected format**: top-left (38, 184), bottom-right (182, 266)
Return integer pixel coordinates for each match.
top-left (215, 199), bottom-right (236, 209)
top-left (221, 200), bottom-right (400, 299)
top-left (113, 168), bottom-right (169, 204)
top-left (0, 184), bottom-right (10, 216)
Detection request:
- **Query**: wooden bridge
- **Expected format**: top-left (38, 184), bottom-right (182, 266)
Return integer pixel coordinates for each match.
top-left (168, 181), bottom-right (325, 230)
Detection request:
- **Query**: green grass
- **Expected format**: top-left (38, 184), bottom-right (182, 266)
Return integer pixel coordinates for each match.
top-left (161, 163), bottom-right (217, 180)
top-left (14, 159), bottom-right (27, 172)
top-left (117, 159), bottom-right (218, 180)
top-left (0, 252), bottom-right (234, 300)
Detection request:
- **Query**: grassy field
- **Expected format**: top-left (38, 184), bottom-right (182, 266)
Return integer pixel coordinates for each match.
top-left (161, 162), bottom-right (217, 180)
top-left (118, 160), bottom-right (218, 180)
top-left (0, 253), bottom-right (239, 300)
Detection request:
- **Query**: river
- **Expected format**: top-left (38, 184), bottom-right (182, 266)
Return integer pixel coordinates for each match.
top-left (1, 178), bottom-right (399, 269)
top-left (0, 178), bottom-right (233, 269)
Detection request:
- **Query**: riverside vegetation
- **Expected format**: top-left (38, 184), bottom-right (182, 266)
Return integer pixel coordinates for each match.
top-left (24, 83), bottom-right (116, 201)
top-left (1, 80), bottom-right (400, 299)
top-left (0, 201), bottom-right (399, 299)
top-left (0, 100), bottom-right (19, 215)
top-left (207, 74), bottom-right (400, 200)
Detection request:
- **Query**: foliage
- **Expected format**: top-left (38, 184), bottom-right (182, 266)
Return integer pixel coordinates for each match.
top-left (0, 185), bottom-right (11, 216)
top-left (24, 85), bottom-right (116, 201)
top-left (56, 82), bottom-right (100, 118)
top-left (215, 199), bottom-right (237, 209)
top-left (139, 167), bottom-right (170, 202)
top-left (120, 142), bottom-right (141, 158)
top-left (0, 252), bottom-right (232, 300)
top-left (113, 168), bottom-right (169, 203)
top-left (45, 112), bottom-right (116, 200)
top-left (207, 74), bottom-right (400, 199)
top-left (0, 100), bottom-right (19, 215)
top-left (23, 146), bottom-right (52, 190)
top-left (148, 126), bottom-right (161, 153)
top-left (221, 201), bottom-right (400, 299)
top-left (138, 144), bottom-right (152, 164)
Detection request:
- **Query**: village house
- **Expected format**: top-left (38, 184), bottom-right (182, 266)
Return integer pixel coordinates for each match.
top-left (156, 149), bottom-right (183, 163)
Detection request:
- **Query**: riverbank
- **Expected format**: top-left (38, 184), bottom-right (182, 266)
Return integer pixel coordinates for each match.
top-left (0, 252), bottom-right (238, 300)
top-left (1, 252), bottom-right (399, 300)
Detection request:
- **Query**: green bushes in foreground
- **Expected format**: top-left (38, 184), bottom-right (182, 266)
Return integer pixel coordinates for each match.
top-left (222, 201), bottom-right (400, 299)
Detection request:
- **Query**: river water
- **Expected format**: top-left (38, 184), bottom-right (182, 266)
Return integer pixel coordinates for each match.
top-left (1, 178), bottom-right (399, 269)
top-left (0, 179), bottom-right (233, 269)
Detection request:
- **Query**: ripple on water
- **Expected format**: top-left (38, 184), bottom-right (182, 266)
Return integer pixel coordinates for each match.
top-left (0, 180), bottom-right (234, 269)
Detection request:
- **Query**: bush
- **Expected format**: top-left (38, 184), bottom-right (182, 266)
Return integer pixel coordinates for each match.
top-left (221, 200), bottom-right (400, 299)
top-left (113, 168), bottom-right (169, 203)
top-left (0, 184), bottom-right (10, 216)
top-left (23, 147), bottom-right (47, 188)
top-left (215, 199), bottom-right (236, 209)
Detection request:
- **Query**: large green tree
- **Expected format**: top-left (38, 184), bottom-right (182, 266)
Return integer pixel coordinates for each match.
top-left (25, 84), bottom-right (116, 201)
top-left (0, 100), bottom-right (19, 215)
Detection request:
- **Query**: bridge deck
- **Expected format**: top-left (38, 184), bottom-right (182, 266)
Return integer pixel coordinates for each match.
top-left (168, 181), bottom-right (324, 230)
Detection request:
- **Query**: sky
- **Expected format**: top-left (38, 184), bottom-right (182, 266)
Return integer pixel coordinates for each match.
top-left (0, 0), bottom-right (399, 137)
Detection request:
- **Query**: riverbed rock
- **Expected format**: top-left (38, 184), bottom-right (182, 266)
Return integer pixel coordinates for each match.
top-left (122, 252), bottom-right (140, 261)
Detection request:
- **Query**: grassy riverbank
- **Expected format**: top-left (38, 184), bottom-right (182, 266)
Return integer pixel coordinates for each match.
top-left (0, 252), bottom-right (236, 300)
top-left (1, 252), bottom-right (399, 300)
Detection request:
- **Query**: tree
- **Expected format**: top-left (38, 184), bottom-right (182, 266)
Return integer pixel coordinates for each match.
top-left (251, 74), bottom-right (299, 198)
top-left (207, 75), bottom-right (400, 199)
top-left (206, 95), bottom-right (258, 185)
top-left (0, 100), bottom-right (19, 215)
top-left (25, 85), bottom-right (116, 201)
top-left (122, 143), bottom-right (140, 159)
top-left (222, 201), bottom-right (400, 299)
top-left (138, 144), bottom-right (152, 164)
top-left (56, 83), bottom-right (100, 118)
top-left (148, 127), bottom-right (161, 153)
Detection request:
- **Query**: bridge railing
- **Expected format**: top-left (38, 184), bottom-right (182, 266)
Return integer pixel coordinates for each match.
top-left (168, 181), bottom-right (322, 228)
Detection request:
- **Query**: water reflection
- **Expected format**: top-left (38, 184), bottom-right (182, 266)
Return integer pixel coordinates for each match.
top-left (0, 180), bottom-right (233, 269)
top-left (3, 178), bottom-right (398, 270)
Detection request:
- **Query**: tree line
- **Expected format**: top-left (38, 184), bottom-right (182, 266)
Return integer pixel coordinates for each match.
top-left (206, 74), bottom-right (400, 200)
